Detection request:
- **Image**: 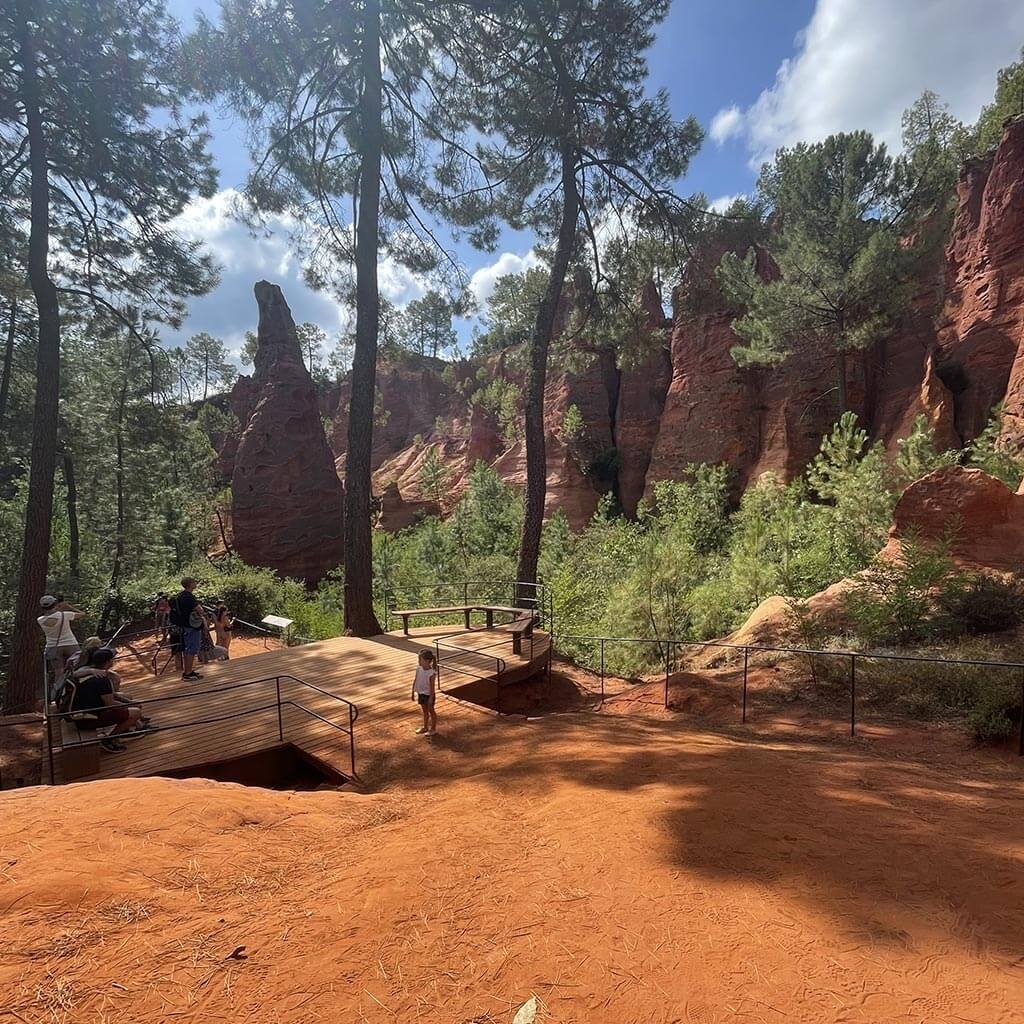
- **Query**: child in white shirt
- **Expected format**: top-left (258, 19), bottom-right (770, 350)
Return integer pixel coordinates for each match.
top-left (411, 649), bottom-right (438, 736)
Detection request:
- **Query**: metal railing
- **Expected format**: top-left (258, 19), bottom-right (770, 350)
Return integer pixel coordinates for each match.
top-left (381, 579), bottom-right (552, 633)
top-left (46, 673), bottom-right (359, 783)
top-left (433, 637), bottom-right (508, 712)
top-left (554, 633), bottom-right (1024, 755)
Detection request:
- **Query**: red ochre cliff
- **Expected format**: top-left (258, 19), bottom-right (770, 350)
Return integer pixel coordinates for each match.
top-left (221, 118), bottom-right (1024, 577)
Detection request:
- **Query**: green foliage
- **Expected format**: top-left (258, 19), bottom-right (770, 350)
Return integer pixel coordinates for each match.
top-left (935, 573), bottom-right (1024, 636)
top-left (178, 333), bottom-right (238, 401)
top-left (718, 132), bottom-right (920, 413)
top-left (419, 446), bottom-right (449, 505)
top-left (842, 535), bottom-right (959, 646)
top-left (966, 404), bottom-right (1024, 488)
top-left (807, 413), bottom-right (896, 571)
top-left (561, 404), bottom-right (585, 444)
top-left (974, 47), bottom-right (1024, 154)
top-left (393, 291), bottom-right (459, 360)
top-left (471, 378), bottom-right (520, 445)
top-left (471, 268), bottom-right (550, 356)
top-left (895, 415), bottom-right (959, 483)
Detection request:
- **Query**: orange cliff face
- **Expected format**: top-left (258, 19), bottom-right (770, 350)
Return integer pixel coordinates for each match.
top-left (218, 119), bottom-right (1024, 540)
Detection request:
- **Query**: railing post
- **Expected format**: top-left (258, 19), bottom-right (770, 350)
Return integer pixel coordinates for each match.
top-left (742, 647), bottom-right (748, 724)
top-left (463, 581), bottom-right (468, 608)
top-left (600, 638), bottom-right (605, 703)
top-left (664, 642), bottom-right (671, 710)
top-left (350, 705), bottom-right (357, 777)
top-left (46, 711), bottom-right (56, 786)
top-left (850, 654), bottom-right (856, 737)
top-left (1019, 669), bottom-right (1023, 757)
top-left (496, 664), bottom-right (502, 714)
top-left (276, 676), bottom-right (284, 742)
top-left (435, 641), bottom-right (442, 694)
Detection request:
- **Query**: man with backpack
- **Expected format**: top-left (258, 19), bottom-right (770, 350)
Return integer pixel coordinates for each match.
top-left (172, 578), bottom-right (210, 681)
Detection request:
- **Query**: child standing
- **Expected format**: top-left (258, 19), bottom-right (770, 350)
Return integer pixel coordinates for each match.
top-left (411, 649), bottom-right (438, 736)
top-left (153, 593), bottom-right (171, 641)
top-left (213, 599), bottom-right (234, 658)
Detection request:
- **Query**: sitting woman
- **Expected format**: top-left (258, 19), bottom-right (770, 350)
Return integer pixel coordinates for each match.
top-left (70, 648), bottom-right (151, 753)
top-left (67, 637), bottom-right (135, 703)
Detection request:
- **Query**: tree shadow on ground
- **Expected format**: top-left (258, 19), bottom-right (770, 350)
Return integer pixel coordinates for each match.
top-left (370, 698), bottom-right (1024, 960)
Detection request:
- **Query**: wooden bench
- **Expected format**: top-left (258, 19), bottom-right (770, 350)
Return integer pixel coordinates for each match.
top-left (475, 604), bottom-right (531, 629)
top-left (52, 707), bottom-right (103, 781)
top-left (393, 606), bottom-right (473, 635)
top-left (506, 615), bottom-right (536, 656)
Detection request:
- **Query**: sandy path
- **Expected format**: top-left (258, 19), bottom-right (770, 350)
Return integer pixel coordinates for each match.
top-left (2, 689), bottom-right (1023, 1023)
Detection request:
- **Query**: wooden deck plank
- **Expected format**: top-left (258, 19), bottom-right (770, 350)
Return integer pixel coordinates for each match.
top-left (53, 627), bottom-right (548, 785)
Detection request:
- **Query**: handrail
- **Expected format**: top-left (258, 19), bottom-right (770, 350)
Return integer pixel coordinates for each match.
top-left (47, 673), bottom-right (359, 780)
top-left (552, 631), bottom-right (1024, 755)
top-left (381, 578), bottom-right (551, 633)
top-left (552, 631), bottom-right (1024, 669)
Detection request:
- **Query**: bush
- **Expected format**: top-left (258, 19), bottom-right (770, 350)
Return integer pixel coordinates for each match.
top-left (967, 688), bottom-right (1019, 742)
top-left (842, 535), bottom-right (957, 646)
top-left (935, 573), bottom-right (1024, 636)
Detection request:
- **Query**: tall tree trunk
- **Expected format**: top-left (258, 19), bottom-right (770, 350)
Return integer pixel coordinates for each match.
top-left (343, 0), bottom-right (383, 636)
top-left (99, 346), bottom-right (130, 632)
top-left (7, 11), bottom-right (62, 712)
top-left (836, 350), bottom-right (848, 416)
top-left (515, 140), bottom-right (579, 593)
top-left (0, 295), bottom-right (16, 430)
top-left (62, 448), bottom-right (80, 589)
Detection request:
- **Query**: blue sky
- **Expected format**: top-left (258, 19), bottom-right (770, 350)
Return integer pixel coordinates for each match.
top-left (164, 0), bottom-right (1024, 360)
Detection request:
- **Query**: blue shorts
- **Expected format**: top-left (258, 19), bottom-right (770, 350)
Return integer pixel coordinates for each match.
top-left (182, 627), bottom-right (202, 655)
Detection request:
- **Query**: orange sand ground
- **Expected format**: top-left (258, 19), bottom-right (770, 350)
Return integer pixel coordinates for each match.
top-left (2, 653), bottom-right (1024, 1022)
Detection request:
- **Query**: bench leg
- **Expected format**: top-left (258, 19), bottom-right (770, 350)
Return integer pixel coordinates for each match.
top-left (464, 608), bottom-right (471, 629)
top-left (402, 616), bottom-right (410, 636)
top-left (486, 609), bottom-right (494, 630)
top-left (513, 634), bottom-right (522, 656)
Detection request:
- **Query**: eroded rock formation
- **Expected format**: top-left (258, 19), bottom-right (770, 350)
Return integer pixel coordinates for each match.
top-left (218, 119), bottom-right (1024, 540)
top-left (231, 282), bottom-right (344, 582)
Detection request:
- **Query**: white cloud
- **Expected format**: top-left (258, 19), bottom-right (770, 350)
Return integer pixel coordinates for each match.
top-left (708, 193), bottom-right (745, 214)
top-left (378, 257), bottom-right (427, 306)
top-left (468, 250), bottom-right (541, 307)
top-left (728, 0), bottom-right (1024, 166)
top-left (167, 188), bottom-right (434, 358)
top-left (709, 105), bottom-right (743, 145)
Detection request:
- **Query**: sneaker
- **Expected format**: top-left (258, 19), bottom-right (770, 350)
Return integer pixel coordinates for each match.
top-left (415, 726), bottom-right (428, 734)
top-left (425, 730), bottom-right (437, 737)
top-left (182, 671), bottom-right (203, 681)
top-left (101, 739), bottom-right (128, 753)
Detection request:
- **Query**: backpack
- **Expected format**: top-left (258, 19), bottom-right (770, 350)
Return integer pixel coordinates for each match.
top-left (53, 674), bottom-right (76, 715)
top-left (169, 594), bottom-right (185, 628)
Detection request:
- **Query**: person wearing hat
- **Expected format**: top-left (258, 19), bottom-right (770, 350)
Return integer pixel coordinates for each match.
top-left (37, 594), bottom-right (84, 687)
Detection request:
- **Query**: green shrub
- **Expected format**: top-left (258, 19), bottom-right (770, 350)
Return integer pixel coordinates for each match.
top-left (842, 535), bottom-right (957, 646)
top-left (967, 688), bottom-right (1019, 742)
top-left (935, 573), bottom-right (1024, 636)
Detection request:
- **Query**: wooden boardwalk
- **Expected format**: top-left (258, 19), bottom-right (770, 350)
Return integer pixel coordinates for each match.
top-left (49, 626), bottom-right (550, 786)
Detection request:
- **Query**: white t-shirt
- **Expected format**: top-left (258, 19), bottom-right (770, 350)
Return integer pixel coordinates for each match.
top-left (413, 666), bottom-right (435, 695)
top-left (36, 610), bottom-right (80, 649)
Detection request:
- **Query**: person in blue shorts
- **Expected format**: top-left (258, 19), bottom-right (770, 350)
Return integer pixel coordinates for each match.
top-left (173, 578), bottom-right (210, 681)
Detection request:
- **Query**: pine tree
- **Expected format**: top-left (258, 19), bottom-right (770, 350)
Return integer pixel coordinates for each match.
top-left (441, 0), bottom-right (702, 592)
top-left (393, 291), bottom-right (457, 359)
top-left (1, 0), bottom-right (216, 709)
top-left (717, 132), bottom-right (917, 416)
top-left (195, 0), bottom-right (486, 634)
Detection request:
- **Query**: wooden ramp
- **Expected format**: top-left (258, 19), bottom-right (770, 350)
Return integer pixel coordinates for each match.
top-left (49, 626), bottom-right (549, 786)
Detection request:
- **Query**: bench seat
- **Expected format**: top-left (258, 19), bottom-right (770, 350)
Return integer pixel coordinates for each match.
top-left (52, 708), bottom-right (104, 781)
top-left (392, 606), bottom-right (474, 634)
